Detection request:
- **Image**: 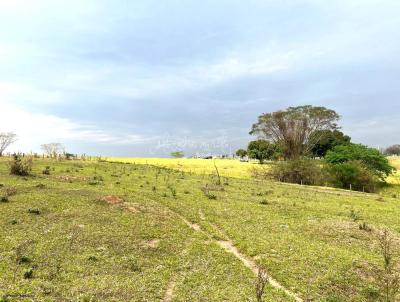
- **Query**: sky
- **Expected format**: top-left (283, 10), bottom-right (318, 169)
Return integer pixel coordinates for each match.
top-left (0, 0), bottom-right (399, 156)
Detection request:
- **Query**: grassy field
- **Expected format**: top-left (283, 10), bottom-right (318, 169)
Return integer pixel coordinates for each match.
top-left (1, 158), bottom-right (400, 301)
top-left (107, 157), bottom-right (260, 178)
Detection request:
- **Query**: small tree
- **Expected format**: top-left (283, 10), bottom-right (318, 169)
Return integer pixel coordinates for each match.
top-left (41, 143), bottom-right (65, 158)
top-left (235, 149), bottom-right (247, 158)
top-left (377, 229), bottom-right (400, 302)
top-left (247, 140), bottom-right (280, 164)
top-left (384, 145), bottom-right (400, 156)
top-left (0, 132), bottom-right (17, 156)
top-left (170, 151), bottom-right (184, 158)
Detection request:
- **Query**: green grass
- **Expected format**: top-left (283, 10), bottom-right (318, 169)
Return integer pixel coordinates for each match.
top-left (106, 157), bottom-right (261, 178)
top-left (1, 157), bottom-right (400, 301)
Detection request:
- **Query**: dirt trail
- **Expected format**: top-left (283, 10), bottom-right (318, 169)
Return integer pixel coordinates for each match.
top-left (118, 198), bottom-right (303, 301)
top-left (180, 211), bottom-right (303, 302)
top-left (162, 279), bottom-right (176, 302)
top-left (217, 240), bottom-right (302, 302)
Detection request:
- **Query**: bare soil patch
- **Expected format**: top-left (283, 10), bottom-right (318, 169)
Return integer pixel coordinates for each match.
top-left (98, 195), bottom-right (124, 205)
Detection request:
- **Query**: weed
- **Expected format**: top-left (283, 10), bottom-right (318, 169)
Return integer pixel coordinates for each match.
top-left (18, 256), bottom-right (31, 264)
top-left (207, 193), bottom-right (217, 200)
top-left (12, 240), bottom-right (34, 282)
top-left (42, 166), bottom-right (51, 175)
top-left (350, 209), bottom-right (362, 222)
top-left (377, 229), bottom-right (400, 301)
top-left (23, 268), bottom-right (34, 279)
top-left (88, 180), bottom-right (100, 185)
top-left (255, 267), bottom-right (269, 302)
top-left (5, 187), bottom-right (17, 196)
top-left (0, 196), bottom-right (9, 203)
top-left (126, 256), bottom-right (141, 272)
top-left (169, 187), bottom-right (177, 198)
top-left (28, 208), bottom-right (41, 215)
top-left (87, 255), bottom-right (98, 262)
top-left (359, 221), bottom-right (372, 232)
top-left (259, 199), bottom-right (269, 205)
top-left (201, 184), bottom-right (217, 199)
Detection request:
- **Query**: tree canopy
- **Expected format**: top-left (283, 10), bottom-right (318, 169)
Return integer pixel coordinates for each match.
top-left (310, 130), bottom-right (351, 158)
top-left (41, 143), bottom-right (65, 158)
top-left (0, 132), bottom-right (17, 156)
top-left (170, 151), bottom-right (184, 158)
top-left (235, 149), bottom-right (247, 158)
top-left (250, 105), bottom-right (340, 160)
top-left (325, 144), bottom-right (394, 180)
top-left (247, 140), bottom-right (280, 164)
top-left (384, 144), bottom-right (400, 156)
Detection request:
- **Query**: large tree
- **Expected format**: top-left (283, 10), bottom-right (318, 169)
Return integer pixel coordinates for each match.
top-left (384, 144), bottom-right (400, 156)
top-left (0, 132), bottom-right (17, 156)
top-left (41, 143), bottom-right (65, 158)
top-left (250, 105), bottom-right (340, 160)
top-left (310, 130), bottom-right (351, 158)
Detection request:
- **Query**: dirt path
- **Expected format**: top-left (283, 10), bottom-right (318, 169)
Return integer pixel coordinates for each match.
top-left (185, 211), bottom-right (303, 302)
top-left (118, 197), bottom-right (303, 301)
top-left (217, 240), bottom-right (302, 302)
top-left (162, 278), bottom-right (176, 302)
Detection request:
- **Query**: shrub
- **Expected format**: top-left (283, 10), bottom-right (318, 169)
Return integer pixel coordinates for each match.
top-left (269, 158), bottom-right (324, 185)
top-left (326, 161), bottom-right (378, 192)
top-left (325, 144), bottom-right (394, 180)
top-left (42, 166), bottom-right (51, 175)
top-left (9, 155), bottom-right (32, 176)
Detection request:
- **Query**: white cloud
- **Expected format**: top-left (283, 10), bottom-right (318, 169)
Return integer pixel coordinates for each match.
top-left (0, 82), bottom-right (63, 105)
top-left (0, 102), bottom-right (150, 153)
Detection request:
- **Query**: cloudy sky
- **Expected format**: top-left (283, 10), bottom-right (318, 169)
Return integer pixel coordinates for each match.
top-left (0, 0), bottom-right (399, 156)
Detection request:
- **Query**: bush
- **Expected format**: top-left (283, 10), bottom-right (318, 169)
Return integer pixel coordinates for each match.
top-left (42, 166), bottom-right (51, 175)
top-left (269, 159), bottom-right (324, 185)
top-left (326, 161), bottom-right (378, 192)
top-left (325, 144), bottom-right (394, 180)
top-left (9, 155), bottom-right (32, 176)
